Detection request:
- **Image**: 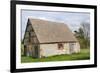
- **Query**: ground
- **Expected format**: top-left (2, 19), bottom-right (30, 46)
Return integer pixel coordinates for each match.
top-left (21, 48), bottom-right (90, 63)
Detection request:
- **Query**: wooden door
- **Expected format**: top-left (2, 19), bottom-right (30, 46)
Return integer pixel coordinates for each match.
top-left (69, 43), bottom-right (74, 54)
top-left (34, 45), bottom-right (39, 58)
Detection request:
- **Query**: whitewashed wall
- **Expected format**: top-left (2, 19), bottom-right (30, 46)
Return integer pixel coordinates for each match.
top-left (64, 43), bottom-right (70, 54)
top-left (39, 43), bottom-right (80, 57)
top-left (74, 42), bottom-right (80, 53)
top-left (40, 44), bottom-right (58, 57)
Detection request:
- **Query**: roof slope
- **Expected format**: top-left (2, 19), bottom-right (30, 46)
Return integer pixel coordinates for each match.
top-left (29, 18), bottom-right (77, 43)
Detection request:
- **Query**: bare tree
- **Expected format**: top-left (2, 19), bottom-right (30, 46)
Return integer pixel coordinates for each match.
top-left (81, 22), bottom-right (90, 40)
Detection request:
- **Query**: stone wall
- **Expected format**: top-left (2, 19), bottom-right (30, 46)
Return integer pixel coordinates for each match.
top-left (40, 43), bottom-right (77, 57)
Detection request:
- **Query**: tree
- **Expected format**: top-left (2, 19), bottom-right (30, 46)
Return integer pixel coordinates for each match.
top-left (74, 22), bottom-right (90, 49)
top-left (81, 22), bottom-right (90, 39)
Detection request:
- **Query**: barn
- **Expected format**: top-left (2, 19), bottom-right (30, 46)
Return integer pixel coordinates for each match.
top-left (23, 18), bottom-right (80, 58)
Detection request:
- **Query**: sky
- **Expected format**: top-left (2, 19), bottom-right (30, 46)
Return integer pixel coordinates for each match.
top-left (21, 10), bottom-right (90, 40)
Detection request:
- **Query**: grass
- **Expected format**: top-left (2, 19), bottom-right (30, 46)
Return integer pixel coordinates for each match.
top-left (21, 48), bottom-right (90, 63)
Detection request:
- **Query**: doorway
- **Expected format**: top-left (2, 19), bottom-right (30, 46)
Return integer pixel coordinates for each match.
top-left (33, 45), bottom-right (39, 58)
top-left (69, 43), bottom-right (75, 54)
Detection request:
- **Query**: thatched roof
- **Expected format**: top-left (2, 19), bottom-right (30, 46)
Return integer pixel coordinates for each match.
top-left (28, 18), bottom-right (77, 43)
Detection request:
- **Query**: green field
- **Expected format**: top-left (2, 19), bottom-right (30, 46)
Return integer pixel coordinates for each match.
top-left (21, 49), bottom-right (90, 63)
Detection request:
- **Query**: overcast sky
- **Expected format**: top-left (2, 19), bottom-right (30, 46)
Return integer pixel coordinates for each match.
top-left (21, 10), bottom-right (90, 39)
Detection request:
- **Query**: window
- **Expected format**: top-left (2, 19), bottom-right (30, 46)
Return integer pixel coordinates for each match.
top-left (58, 43), bottom-right (64, 50)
